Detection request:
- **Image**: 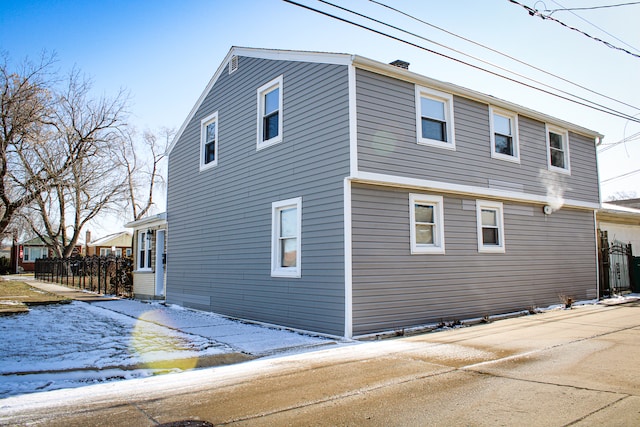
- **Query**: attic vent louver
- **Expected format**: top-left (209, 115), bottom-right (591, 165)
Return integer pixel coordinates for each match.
top-left (229, 55), bottom-right (239, 74)
top-left (389, 60), bottom-right (409, 70)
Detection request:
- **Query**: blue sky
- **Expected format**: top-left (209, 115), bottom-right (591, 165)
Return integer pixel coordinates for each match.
top-left (2, 0), bottom-right (639, 230)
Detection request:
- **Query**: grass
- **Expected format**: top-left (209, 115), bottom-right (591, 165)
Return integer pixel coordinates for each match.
top-left (0, 280), bottom-right (70, 314)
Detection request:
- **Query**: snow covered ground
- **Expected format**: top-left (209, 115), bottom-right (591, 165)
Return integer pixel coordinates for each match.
top-left (0, 299), bottom-right (336, 398)
top-left (1, 294), bottom-right (636, 400)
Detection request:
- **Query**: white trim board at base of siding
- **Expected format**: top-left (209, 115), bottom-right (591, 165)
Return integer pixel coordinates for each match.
top-left (351, 172), bottom-right (599, 210)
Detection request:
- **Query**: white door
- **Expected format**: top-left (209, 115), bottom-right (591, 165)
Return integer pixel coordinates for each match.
top-left (154, 230), bottom-right (165, 297)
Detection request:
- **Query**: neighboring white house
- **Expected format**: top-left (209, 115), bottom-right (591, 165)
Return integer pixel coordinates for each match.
top-left (124, 213), bottom-right (167, 300)
top-left (598, 202), bottom-right (640, 255)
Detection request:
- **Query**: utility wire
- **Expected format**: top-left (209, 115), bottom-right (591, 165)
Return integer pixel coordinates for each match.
top-left (370, 0), bottom-right (640, 113)
top-left (597, 132), bottom-right (640, 156)
top-left (508, 0), bottom-right (640, 59)
top-left (548, 0), bottom-right (640, 54)
top-left (545, 1), bottom-right (640, 14)
top-left (323, 0), bottom-right (637, 121)
top-left (282, 0), bottom-right (640, 124)
top-left (601, 167), bottom-right (640, 184)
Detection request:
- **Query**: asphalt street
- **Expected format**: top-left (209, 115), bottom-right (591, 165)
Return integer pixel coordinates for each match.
top-left (1, 300), bottom-right (639, 426)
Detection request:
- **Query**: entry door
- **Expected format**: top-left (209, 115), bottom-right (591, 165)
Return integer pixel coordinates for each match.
top-left (155, 230), bottom-right (165, 297)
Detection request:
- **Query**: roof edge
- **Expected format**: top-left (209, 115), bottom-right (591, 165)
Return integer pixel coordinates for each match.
top-left (124, 212), bottom-right (167, 229)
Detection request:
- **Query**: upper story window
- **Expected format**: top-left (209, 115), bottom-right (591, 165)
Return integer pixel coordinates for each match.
top-left (546, 124), bottom-right (571, 174)
top-left (271, 197), bottom-right (301, 278)
top-left (200, 112), bottom-right (218, 171)
top-left (257, 75), bottom-right (283, 150)
top-left (415, 86), bottom-right (455, 150)
top-left (409, 193), bottom-right (445, 254)
top-left (490, 107), bottom-right (520, 163)
top-left (476, 200), bottom-right (505, 253)
top-left (138, 231), bottom-right (152, 271)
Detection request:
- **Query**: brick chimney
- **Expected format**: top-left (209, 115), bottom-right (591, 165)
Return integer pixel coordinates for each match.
top-left (85, 230), bottom-right (92, 256)
top-left (389, 60), bottom-right (410, 70)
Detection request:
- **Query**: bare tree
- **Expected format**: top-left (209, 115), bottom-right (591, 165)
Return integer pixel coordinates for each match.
top-left (0, 52), bottom-right (57, 236)
top-left (120, 127), bottom-right (171, 221)
top-left (21, 69), bottom-right (130, 257)
top-left (605, 191), bottom-right (638, 202)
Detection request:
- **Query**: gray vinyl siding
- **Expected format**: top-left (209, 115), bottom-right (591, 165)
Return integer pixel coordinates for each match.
top-left (351, 183), bottom-right (597, 336)
top-left (356, 69), bottom-right (600, 205)
top-left (167, 57), bottom-right (350, 336)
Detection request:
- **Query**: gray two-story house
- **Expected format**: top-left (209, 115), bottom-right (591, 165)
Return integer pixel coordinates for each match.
top-left (166, 47), bottom-right (602, 338)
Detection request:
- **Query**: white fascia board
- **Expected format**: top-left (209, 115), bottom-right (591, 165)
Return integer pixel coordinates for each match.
top-left (167, 47), bottom-right (353, 157)
top-left (343, 178), bottom-right (353, 339)
top-left (124, 212), bottom-right (168, 229)
top-left (230, 46), bottom-right (353, 65)
top-left (600, 203), bottom-right (640, 215)
top-left (352, 171), bottom-right (600, 210)
top-left (351, 55), bottom-right (604, 142)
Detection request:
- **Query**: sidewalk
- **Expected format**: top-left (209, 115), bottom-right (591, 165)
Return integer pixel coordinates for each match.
top-left (16, 277), bottom-right (121, 302)
top-left (1, 300), bottom-right (638, 426)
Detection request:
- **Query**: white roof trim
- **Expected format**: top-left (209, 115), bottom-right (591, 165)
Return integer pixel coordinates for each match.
top-left (600, 203), bottom-right (640, 215)
top-left (89, 231), bottom-right (132, 247)
top-left (124, 212), bottom-right (167, 229)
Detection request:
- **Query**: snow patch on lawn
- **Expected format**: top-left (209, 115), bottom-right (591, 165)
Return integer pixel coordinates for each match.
top-left (0, 299), bottom-right (333, 398)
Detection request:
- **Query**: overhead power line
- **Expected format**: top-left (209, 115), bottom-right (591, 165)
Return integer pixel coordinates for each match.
top-left (282, 0), bottom-right (640, 124)
top-left (601, 167), bottom-right (640, 184)
top-left (548, 0), bottom-right (640, 55)
top-left (508, 0), bottom-right (640, 59)
top-left (323, 0), bottom-right (638, 120)
top-left (545, 1), bottom-right (640, 14)
top-left (369, 0), bottom-right (640, 114)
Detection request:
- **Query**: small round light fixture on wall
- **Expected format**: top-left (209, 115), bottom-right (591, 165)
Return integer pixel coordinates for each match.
top-left (543, 205), bottom-right (553, 215)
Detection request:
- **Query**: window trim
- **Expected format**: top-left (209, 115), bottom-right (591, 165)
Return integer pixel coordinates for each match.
top-left (409, 193), bottom-right (445, 254)
top-left (137, 231), bottom-right (152, 271)
top-left (271, 197), bottom-right (302, 278)
top-left (257, 75), bottom-right (283, 150)
top-left (489, 106), bottom-right (520, 163)
top-left (200, 111), bottom-right (219, 171)
top-left (476, 200), bottom-right (505, 253)
top-left (22, 246), bottom-right (47, 263)
top-left (415, 85), bottom-right (455, 150)
top-left (546, 124), bottom-right (571, 174)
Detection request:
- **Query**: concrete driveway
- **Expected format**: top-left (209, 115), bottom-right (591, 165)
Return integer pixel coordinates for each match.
top-left (1, 301), bottom-right (639, 426)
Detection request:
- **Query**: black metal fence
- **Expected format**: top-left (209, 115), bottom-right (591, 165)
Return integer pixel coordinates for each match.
top-left (35, 256), bottom-right (133, 298)
top-left (599, 230), bottom-right (634, 297)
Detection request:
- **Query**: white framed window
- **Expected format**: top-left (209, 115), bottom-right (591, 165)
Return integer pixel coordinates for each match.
top-left (257, 75), bottom-right (283, 150)
top-left (490, 107), bottom-right (520, 163)
top-left (415, 85), bottom-right (455, 150)
top-left (546, 124), bottom-right (571, 174)
top-left (23, 246), bottom-right (47, 262)
top-left (271, 197), bottom-right (301, 278)
top-left (200, 111), bottom-right (218, 171)
top-left (100, 248), bottom-right (123, 257)
top-left (409, 194), bottom-right (445, 254)
top-left (476, 200), bottom-right (505, 253)
top-left (137, 231), bottom-right (152, 271)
